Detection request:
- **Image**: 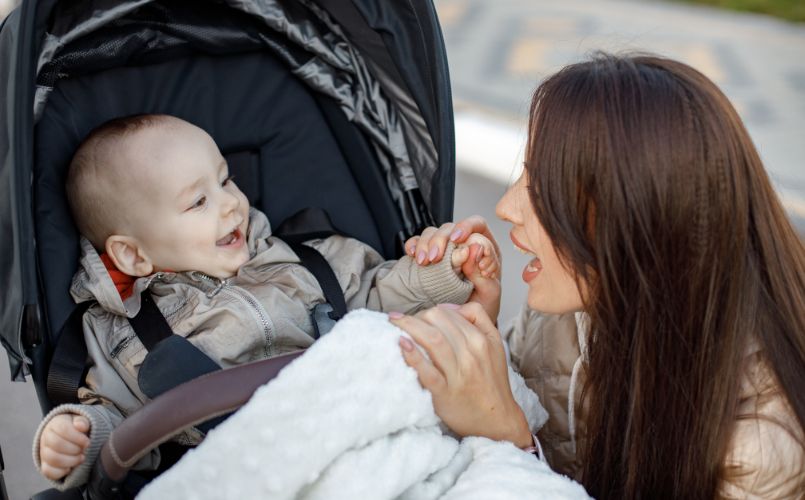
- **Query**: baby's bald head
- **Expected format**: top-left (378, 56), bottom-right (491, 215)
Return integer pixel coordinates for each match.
top-left (66, 114), bottom-right (186, 249)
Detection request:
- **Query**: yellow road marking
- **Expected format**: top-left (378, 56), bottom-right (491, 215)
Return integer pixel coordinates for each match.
top-left (435, 1), bottom-right (467, 28)
top-left (506, 38), bottom-right (550, 76)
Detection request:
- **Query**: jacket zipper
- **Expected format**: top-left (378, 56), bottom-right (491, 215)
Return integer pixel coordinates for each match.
top-left (110, 334), bottom-right (136, 359)
top-left (192, 272), bottom-right (274, 358)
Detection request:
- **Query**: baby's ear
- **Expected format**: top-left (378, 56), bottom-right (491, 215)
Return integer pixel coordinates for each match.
top-left (105, 236), bottom-right (154, 277)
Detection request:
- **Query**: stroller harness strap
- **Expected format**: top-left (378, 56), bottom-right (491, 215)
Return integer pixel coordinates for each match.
top-left (133, 293), bottom-right (221, 404)
top-left (46, 208), bottom-right (348, 410)
top-left (285, 242), bottom-right (346, 337)
top-left (128, 293), bottom-right (175, 352)
top-left (46, 302), bottom-right (92, 406)
top-left (274, 207), bottom-right (349, 335)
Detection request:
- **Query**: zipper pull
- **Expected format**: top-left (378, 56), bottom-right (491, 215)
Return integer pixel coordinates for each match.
top-left (145, 272), bottom-right (165, 289)
top-left (206, 278), bottom-right (227, 298)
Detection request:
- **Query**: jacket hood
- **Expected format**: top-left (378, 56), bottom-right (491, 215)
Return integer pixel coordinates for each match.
top-left (70, 208), bottom-right (272, 317)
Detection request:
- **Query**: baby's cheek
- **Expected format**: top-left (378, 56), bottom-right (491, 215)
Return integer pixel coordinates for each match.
top-left (238, 192), bottom-right (250, 212)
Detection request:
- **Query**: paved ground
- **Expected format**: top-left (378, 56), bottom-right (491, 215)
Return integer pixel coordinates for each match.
top-left (440, 0), bottom-right (805, 231)
top-left (1, 1), bottom-right (803, 498)
top-left (0, 355), bottom-right (49, 499)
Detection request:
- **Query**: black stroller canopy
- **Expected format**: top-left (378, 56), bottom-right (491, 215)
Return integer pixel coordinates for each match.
top-left (0, 0), bottom-right (455, 381)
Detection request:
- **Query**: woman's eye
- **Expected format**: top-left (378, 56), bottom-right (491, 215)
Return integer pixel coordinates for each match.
top-left (222, 175), bottom-right (235, 187)
top-left (190, 196), bottom-right (207, 210)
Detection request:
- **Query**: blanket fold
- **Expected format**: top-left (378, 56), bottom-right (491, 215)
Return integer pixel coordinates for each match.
top-left (138, 309), bottom-right (589, 499)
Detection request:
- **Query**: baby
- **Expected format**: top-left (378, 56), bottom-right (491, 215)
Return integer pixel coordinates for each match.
top-left (34, 114), bottom-right (500, 489)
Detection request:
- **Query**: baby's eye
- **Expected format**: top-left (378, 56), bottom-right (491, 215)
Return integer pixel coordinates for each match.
top-left (222, 175), bottom-right (236, 187)
top-left (189, 195), bottom-right (207, 210)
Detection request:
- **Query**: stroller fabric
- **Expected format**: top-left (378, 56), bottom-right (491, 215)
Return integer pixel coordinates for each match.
top-left (137, 310), bottom-right (590, 499)
top-left (1, 0), bottom-right (455, 384)
top-left (34, 0), bottom-right (429, 205)
top-left (34, 50), bottom-right (388, 354)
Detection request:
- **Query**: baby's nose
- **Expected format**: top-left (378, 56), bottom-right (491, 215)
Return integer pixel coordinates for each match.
top-left (222, 190), bottom-right (241, 212)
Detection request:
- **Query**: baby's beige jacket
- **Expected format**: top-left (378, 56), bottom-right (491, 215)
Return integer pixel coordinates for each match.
top-left (34, 208), bottom-right (472, 490)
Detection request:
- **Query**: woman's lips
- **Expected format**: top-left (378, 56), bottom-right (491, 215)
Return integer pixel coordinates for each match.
top-left (510, 231), bottom-right (542, 282)
top-left (522, 256), bottom-right (542, 282)
top-left (509, 232), bottom-right (530, 254)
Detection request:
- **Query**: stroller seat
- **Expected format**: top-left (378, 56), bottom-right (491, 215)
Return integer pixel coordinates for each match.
top-left (35, 49), bottom-right (390, 373)
top-left (0, 0), bottom-right (455, 497)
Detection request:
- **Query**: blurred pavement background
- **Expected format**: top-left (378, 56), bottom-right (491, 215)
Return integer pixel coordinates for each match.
top-left (1, 0), bottom-right (803, 498)
top-left (445, 0), bottom-right (805, 359)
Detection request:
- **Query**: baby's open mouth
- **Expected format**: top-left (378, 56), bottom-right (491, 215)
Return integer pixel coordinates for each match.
top-left (216, 228), bottom-right (243, 247)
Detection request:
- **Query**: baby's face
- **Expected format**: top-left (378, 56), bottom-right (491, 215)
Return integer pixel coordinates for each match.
top-left (122, 122), bottom-right (250, 278)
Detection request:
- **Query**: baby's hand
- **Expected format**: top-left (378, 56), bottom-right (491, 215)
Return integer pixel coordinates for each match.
top-left (39, 414), bottom-right (91, 481)
top-left (405, 219), bottom-right (502, 321)
top-left (450, 233), bottom-right (499, 279)
top-left (451, 235), bottom-right (502, 322)
top-left (404, 216), bottom-right (499, 267)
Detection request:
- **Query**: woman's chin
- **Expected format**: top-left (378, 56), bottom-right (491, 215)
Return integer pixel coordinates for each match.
top-left (527, 293), bottom-right (582, 316)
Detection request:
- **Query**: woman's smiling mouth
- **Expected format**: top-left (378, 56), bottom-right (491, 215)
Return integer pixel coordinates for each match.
top-left (510, 231), bottom-right (542, 282)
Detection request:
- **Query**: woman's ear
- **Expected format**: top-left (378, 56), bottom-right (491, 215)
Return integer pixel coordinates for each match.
top-left (105, 236), bottom-right (154, 277)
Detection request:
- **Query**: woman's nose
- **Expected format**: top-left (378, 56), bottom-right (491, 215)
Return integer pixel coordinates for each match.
top-left (495, 185), bottom-right (517, 223)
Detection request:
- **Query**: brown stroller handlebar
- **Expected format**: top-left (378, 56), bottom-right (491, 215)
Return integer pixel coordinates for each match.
top-left (94, 351), bottom-right (304, 486)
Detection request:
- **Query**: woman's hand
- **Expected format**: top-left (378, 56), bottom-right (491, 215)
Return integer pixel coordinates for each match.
top-left (405, 215), bottom-right (500, 268)
top-left (389, 303), bottom-right (532, 448)
top-left (406, 216), bottom-right (502, 321)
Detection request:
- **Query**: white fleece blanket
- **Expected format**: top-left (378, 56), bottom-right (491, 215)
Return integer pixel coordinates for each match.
top-left (138, 309), bottom-right (589, 499)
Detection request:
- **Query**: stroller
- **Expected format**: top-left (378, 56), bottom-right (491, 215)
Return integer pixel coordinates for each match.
top-left (0, 0), bottom-right (455, 497)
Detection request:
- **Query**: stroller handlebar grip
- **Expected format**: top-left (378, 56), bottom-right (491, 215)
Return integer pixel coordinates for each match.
top-left (95, 350), bottom-right (305, 483)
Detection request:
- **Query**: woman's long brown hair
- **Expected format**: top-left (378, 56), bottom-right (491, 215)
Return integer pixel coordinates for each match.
top-left (524, 54), bottom-right (805, 498)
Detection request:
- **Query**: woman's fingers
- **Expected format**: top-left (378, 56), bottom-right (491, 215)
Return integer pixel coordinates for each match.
top-left (393, 306), bottom-right (528, 443)
top-left (424, 222), bottom-right (458, 263)
top-left (414, 227), bottom-right (437, 264)
top-left (457, 302), bottom-right (503, 347)
top-left (395, 306), bottom-right (499, 387)
top-left (404, 236), bottom-right (420, 257)
top-left (414, 223), bottom-right (458, 265)
top-left (456, 302), bottom-right (507, 374)
top-left (408, 216), bottom-right (499, 267)
top-left (390, 312), bottom-right (459, 383)
top-left (450, 215), bottom-right (500, 256)
top-left (398, 336), bottom-right (446, 394)
top-left (422, 305), bottom-right (499, 375)
top-left (422, 305), bottom-right (473, 369)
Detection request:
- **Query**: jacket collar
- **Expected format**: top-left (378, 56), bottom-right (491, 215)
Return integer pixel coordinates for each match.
top-left (70, 208), bottom-right (272, 317)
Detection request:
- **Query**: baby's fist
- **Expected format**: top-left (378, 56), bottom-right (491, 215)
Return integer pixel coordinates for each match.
top-left (39, 414), bottom-right (91, 481)
top-left (451, 234), bottom-right (502, 321)
top-left (451, 233), bottom-right (500, 279)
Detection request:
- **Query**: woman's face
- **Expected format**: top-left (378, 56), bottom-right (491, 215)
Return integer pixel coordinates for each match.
top-left (495, 172), bottom-right (585, 314)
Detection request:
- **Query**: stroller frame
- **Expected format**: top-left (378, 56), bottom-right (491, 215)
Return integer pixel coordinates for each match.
top-left (0, 0), bottom-right (456, 497)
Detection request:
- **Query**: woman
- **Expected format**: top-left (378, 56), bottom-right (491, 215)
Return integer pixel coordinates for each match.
top-left (392, 54), bottom-right (805, 499)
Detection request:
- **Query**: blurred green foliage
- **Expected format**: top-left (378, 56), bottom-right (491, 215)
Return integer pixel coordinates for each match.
top-left (678, 0), bottom-right (805, 22)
